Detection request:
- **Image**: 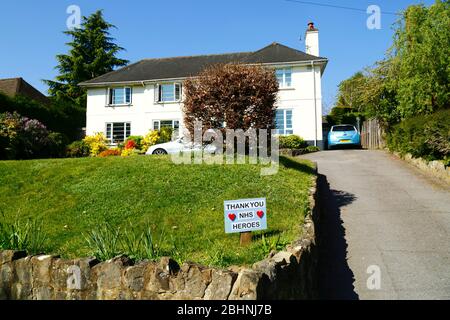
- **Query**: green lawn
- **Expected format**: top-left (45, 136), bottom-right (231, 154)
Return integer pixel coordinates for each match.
top-left (0, 155), bottom-right (315, 267)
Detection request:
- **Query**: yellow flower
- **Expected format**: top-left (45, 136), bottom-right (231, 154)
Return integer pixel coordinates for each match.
top-left (141, 130), bottom-right (160, 151)
top-left (83, 133), bottom-right (108, 157)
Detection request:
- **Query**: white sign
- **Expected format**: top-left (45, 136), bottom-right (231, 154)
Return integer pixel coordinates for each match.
top-left (224, 198), bottom-right (267, 234)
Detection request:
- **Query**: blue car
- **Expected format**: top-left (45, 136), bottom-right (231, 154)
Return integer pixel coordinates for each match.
top-left (328, 125), bottom-right (361, 149)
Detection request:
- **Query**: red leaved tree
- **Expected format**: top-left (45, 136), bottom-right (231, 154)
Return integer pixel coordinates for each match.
top-left (183, 63), bottom-right (278, 135)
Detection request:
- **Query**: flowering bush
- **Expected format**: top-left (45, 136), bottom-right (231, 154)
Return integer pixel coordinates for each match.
top-left (83, 133), bottom-right (108, 157)
top-left (98, 149), bottom-right (121, 157)
top-left (121, 148), bottom-right (140, 157)
top-left (125, 140), bottom-right (137, 150)
top-left (125, 136), bottom-right (143, 149)
top-left (0, 112), bottom-right (22, 159)
top-left (141, 130), bottom-right (160, 151)
top-left (0, 112), bottom-right (62, 159)
top-left (141, 128), bottom-right (174, 152)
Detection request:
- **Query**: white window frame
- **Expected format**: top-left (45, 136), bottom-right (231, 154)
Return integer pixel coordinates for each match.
top-left (105, 122), bottom-right (131, 144)
top-left (275, 68), bottom-right (292, 88)
top-left (155, 83), bottom-right (182, 103)
top-left (153, 119), bottom-right (180, 131)
top-left (107, 87), bottom-right (132, 106)
top-left (275, 109), bottom-right (293, 135)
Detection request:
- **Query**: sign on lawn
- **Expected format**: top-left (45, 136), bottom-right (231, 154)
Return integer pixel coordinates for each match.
top-left (224, 198), bottom-right (267, 234)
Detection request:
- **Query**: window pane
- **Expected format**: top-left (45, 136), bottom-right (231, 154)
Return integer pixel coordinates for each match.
top-left (106, 124), bottom-right (112, 141)
top-left (161, 84), bottom-right (175, 102)
top-left (276, 69), bottom-right (284, 86)
top-left (284, 69), bottom-right (292, 87)
top-left (175, 84), bottom-right (181, 100)
top-left (174, 121), bottom-right (180, 129)
top-left (153, 121), bottom-right (160, 130)
top-left (125, 123), bottom-right (131, 138)
top-left (160, 120), bottom-right (174, 128)
top-left (112, 123), bottom-right (125, 144)
top-left (286, 110), bottom-right (293, 128)
top-left (125, 88), bottom-right (132, 104)
top-left (112, 88), bottom-right (125, 104)
top-left (332, 125), bottom-right (356, 132)
top-left (275, 110), bottom-right (285, 130)
top-left (109, 89), bottom-right (114, 105)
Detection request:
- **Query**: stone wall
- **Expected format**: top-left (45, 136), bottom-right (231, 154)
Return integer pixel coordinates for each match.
top-left (393, 152), bottom-right (450, 185)
top-left (0, 174), bottom-right (319, 300)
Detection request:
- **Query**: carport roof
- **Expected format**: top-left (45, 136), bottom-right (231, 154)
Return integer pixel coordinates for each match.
top-left (79, 42), bottom-right (328, 86)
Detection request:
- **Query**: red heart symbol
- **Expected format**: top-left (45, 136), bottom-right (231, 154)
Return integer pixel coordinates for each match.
top-left (228, 213), bottom-right (236, 221)
top-left (257, 211), bottom-right (264, 218)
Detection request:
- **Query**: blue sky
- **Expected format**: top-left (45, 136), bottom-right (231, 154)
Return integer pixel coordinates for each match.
top-left (0, 0), bottom-right (434, 111)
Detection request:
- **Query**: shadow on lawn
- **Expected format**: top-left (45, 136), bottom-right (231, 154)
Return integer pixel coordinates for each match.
top-left (316, 174), bottom-right (359, 300)
top-left (279, 156), bottom-right (317, 175)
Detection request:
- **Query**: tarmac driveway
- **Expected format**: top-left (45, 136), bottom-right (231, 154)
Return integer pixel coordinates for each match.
top-left (301, 149), bottom-right (450, 300)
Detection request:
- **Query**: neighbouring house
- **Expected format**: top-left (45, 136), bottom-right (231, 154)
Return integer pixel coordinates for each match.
top-left (0, 77), bottom-right (49, 105)
top-left (80, 22), bottom-right (328, 148)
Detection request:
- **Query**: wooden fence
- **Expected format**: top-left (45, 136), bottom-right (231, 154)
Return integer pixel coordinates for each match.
top-left (360, 118), bottom-right (385, 149)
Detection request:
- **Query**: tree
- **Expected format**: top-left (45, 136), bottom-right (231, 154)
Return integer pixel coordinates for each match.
top-left (183, 63), bottom-right (278, 135)
top-left (389, 0), bottom-right (450, 118)
top-left (330, 0), bottom-right (449, 127)
top-left (335, 72), bottom-right (367, 112)
top-left (44, 10), bottom-right (128, 110)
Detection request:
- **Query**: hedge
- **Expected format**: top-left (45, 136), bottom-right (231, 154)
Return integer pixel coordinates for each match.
top-left (387, 109), bottom-right (450, 165)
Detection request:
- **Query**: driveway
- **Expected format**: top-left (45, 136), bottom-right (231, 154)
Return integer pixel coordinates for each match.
top-left (301, 149), bottom-right (450, 300)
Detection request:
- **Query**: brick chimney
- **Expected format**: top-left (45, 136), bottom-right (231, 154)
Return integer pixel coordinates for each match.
top-left (305, 22), bottom-right (319, 57)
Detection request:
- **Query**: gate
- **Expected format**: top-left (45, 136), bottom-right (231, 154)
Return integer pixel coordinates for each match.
top-left (361, 118), bottom-right (385, 149)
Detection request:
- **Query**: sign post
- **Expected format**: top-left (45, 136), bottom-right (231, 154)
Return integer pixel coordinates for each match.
top-left (240, 232), bottom-right (252, 246)
top-left (224, 198), bottom-right (267, 246)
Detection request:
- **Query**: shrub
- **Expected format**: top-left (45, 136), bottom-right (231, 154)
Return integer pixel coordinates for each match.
top-left (0, 112), bottom-right (22, 159)
top-left (66, 140), bottom-right (90, 158)
top-left (305, 146), bottom-right (320, 153)
top-left (0, 112), bottom-right (57, 160)
top-left (142, 130), bottom-right (160, 151)
top-left (387, 109), bottom-right (450, 163)
top-left (141, 129), bottom-right (170, 152)
top-left (98, 149), bottom-right (121, 157)
top-left (121, 148), bottom-right (141, 157)
top-left (125, 140), bottom-right (137, 150)
top-left (279, 135), bottom-right (308, 149)
top-left (47, 132), bottom-right (69, 158)
top-left (183, 63), bottom-right (278, 135)
top-left (0, 92), bottom-right (85, 142)
top-left (158, 127), bottom-right (173, 143)
top-left (83, 133), bottom-right (108, 156)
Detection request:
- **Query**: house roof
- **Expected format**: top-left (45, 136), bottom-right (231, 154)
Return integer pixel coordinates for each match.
top-left (79, 43), bottom-right (328, 86)
top-left (0, 77), bottom-right (49, 104)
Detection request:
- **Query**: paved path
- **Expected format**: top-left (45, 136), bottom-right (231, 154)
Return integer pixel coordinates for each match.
top-left (301, 149), bottom-right (450, 300)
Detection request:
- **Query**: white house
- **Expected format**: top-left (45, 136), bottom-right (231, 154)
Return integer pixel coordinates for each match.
top-left (80, 22), bottom-right (328, 148)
